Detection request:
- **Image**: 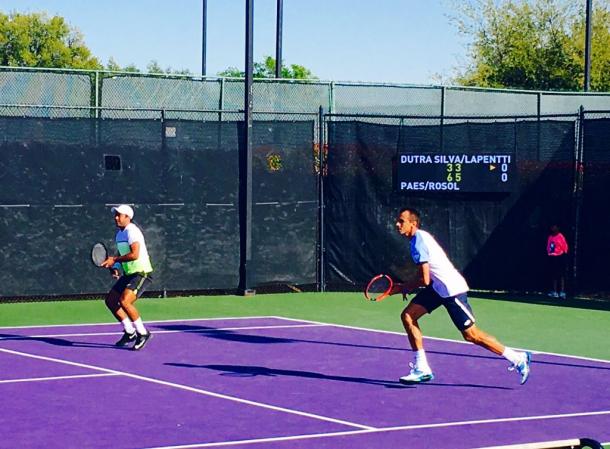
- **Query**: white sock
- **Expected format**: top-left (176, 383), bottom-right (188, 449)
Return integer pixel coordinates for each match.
top-left (502, 347), bottom-right (524, 365)
top-left (133, 318), bottom-right (147, 335)
top-left (121, 318), bottom-right (135, 334)
top-left (415, 350), bottom-right (431, 371)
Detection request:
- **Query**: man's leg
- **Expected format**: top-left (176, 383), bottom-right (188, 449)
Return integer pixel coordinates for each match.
top-left (119, 286), bottom-right (152, 350)
top-left (400, 302), bottom-right (428, 351)
top-left (559, 275), bottom-right (566, 298)
top-left (119, 289), bottom-right (141, 323)
top-left (399, 302), bottom-right (434, 384)
top-left (446, 294), bottom-right (532, 385)
top-left (461, 325), bottom-right (504, 355)
top-left (462, 325), bottom-right (531, 385)
top-left (105, 287), bottom-right (137, 346)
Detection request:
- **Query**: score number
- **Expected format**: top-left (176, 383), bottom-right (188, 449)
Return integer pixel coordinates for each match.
top-left (446, 162), bottom-right (509, 183)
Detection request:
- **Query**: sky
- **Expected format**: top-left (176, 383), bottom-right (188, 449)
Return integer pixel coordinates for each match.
top-left (0, 0), bottom-right (469, 85)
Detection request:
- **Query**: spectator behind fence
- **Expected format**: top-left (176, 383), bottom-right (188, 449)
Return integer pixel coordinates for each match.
top-left (546, 224), bottom-right (569, 299)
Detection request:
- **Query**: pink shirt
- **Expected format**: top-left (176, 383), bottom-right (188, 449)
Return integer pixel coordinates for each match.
top-left (547, 233), bottom-right (568, 256)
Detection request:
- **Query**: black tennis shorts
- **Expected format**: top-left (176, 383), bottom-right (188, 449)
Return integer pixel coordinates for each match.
top-left (111, 273), bottom-right (152, 298)
top-left (412, 285), bottom-right (476, 331)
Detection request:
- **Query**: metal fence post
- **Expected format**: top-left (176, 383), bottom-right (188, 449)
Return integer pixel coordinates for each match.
top-left (218, 78), bottom-right (225, 122)
top-left (440, 86), bottom-right (445, 152)
top-left (537, 92), bottom-right (541, 160)
top-left (572, 106), bottom-right (586, 294)
top-left (318, 106), bottom-right (326, 292)
top-left (94, 71), bottom-right (100, 118)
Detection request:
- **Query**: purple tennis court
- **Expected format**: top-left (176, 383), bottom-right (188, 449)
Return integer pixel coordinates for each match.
top-left (0, 316), bottom-right (608, 449)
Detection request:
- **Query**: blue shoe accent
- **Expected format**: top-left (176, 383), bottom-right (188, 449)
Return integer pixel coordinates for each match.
top-left (399, 363), bottom-right (435, 384)
top-left (516, 351), bottom-right (532, 385)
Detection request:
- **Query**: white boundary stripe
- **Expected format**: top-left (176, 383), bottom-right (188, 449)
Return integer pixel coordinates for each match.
top-left (0, 324), bottom-right (326, 340)
top-left (141, 410), bottom-right (610, 449)
top-left (472, 439), bottom-right (581, 449)
top-left (0, 347), bottom-right (374, 431)
top-left (270, 316), bottom-right (610, 366)
top-left (2, 316), bottom-right (609, 447)
top-left (1, 314), bottom-right (609, 364)
top-left (0, 316), bottom-right (284, 330)
top-left (0, 373), bottom-right (119, 384)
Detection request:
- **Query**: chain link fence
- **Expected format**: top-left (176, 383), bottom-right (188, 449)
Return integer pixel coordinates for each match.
top-left (5, 66), bottom-right (610, 119)
top-left (2, 66), bottom-right (610, 298)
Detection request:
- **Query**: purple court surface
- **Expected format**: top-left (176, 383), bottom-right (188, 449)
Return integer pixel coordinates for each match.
top-left (0, 316), bottom-right (608, 449)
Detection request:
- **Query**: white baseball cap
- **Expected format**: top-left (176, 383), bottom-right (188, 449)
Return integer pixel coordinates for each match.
top-left (111, 204), bottom-right (134, 219)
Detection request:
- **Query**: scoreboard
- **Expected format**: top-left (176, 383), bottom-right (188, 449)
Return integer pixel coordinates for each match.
top-left (396, 153), bottom-right (516, 193)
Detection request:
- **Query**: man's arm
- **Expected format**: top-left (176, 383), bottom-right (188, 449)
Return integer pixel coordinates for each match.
top-left (390, 263), bottom-right (430, 296)
top-left (420, 262), bottom-right (431, 286)
top-left (101, 242), bottom-right (140, 268)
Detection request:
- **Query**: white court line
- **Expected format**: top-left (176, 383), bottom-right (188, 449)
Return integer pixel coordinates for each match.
top-left (2, 314), bottom-right (609, 365)
top-left (0, 347), bottom-right (374, 431)
top-left (270, 316), bottom-right (610, 366)
top-left (1, 314), bottom-right (609, 365)
top-left (141, 410), bottom-right (610, 449)
top-left (0, 324), bottom-right (326, 340)
top-left (0, 373), bottom-right (119, 384)
top-left (473, 439), bottom-right (581, 449)
top-left (2, 316), bottom-right (610, 447)
top-left (0, 316), bottom-right (286, 330)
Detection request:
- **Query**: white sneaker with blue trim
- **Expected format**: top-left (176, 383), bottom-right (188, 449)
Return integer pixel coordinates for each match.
top-left (509, 351), bottom-right (532, 385)
top-left (399, 363), bottom-right (434, 384)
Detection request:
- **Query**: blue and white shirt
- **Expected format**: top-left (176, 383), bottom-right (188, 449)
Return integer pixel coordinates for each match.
top-left (410, 229), bottom-right (469, 298)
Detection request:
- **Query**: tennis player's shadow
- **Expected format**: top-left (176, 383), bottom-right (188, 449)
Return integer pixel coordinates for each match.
top-left (166, 363), bottom-right (514, 390)
top-left (169, 363), bottom-right (513, 390)
top-left (157, 326), bottom-right (610, 373)
top-left (165, 362), bottom-right (405, 389)
top-left (428, 349), bottom-right (610, 372)
top-left (0, 333), bottom-right (127, 350)
top-left (157, 324), bottom-right (296, 344)
top-left (155, 324), bottom-right (405, 352)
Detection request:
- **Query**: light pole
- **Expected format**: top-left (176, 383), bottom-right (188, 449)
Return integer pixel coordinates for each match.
top-left (275, 0), bottom-right (283, 78)
top-left (239, 0), bottom-right (255, 295)
top-left (584, 0), bottom-right (592, 91)
top-left (202, 0), bottom-right (207, 76)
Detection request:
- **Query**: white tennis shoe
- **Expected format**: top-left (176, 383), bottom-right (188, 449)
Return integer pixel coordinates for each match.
top-left (399, 363), bottom-right (434, 384)
top-left (509, 351), bottom-right (532, 385)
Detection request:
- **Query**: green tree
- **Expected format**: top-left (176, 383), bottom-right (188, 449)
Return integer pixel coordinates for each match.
top-left (105, 57), bottom-right (140, 73)
top-left (0, 12), bottom-right (101, 69)
top-left (569, 3), bottom-right (610, 91)
top-left (218, 56), bottom-right (316, 79)
top-left (146, 59), bottom-right (192, 75)
top-left (449, 0), bottom-right (610, 91)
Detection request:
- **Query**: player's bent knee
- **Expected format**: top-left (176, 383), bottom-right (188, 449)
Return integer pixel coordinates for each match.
top-left (119, 291), bottom-right (137, 307)
top-left (401, 310), bottom-right (418, 327)
top-left (462, 329), bottom-right (481, 344)
top-left (462, 333), bottom-right (476, 343)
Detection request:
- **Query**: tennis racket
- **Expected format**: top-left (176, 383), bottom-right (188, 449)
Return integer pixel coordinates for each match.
top-left (364, 274), bottom-right (394, 302)
top-left (91, 242), bottom-right (108, 267)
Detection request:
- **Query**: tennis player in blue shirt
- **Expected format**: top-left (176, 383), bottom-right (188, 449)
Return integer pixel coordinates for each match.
top-left (395, 207), bottom-right (532, 385)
